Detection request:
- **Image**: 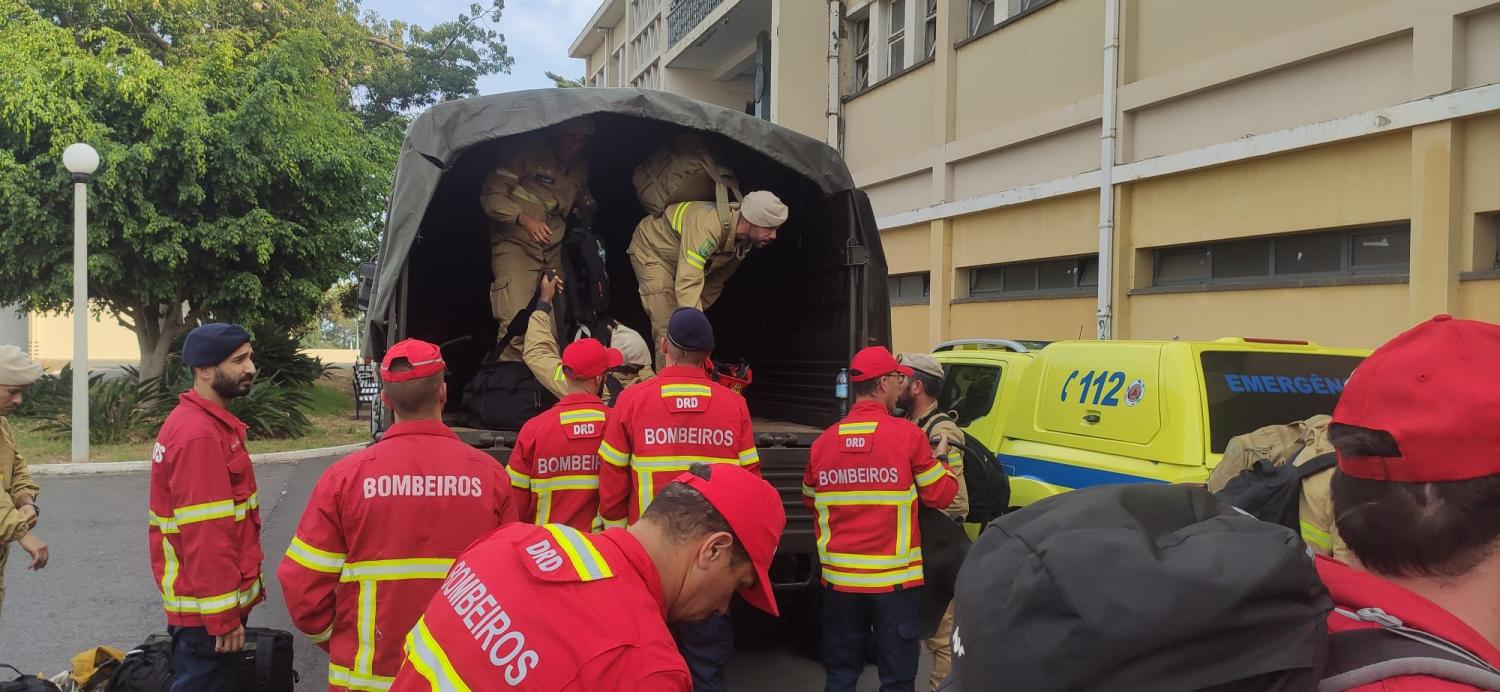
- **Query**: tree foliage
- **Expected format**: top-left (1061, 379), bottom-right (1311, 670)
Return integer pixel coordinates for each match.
top-left (545, 70), bottom-right (584, 88)
top-left (0, 0), bottom-right (513, 378)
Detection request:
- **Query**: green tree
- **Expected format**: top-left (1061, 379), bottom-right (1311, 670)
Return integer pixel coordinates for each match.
top-left (0, 0), bottom-right (513, 378)
top-left (546, 70), bottom-right (584, 88)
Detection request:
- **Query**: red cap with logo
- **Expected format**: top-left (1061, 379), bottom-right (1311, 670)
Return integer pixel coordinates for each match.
top-left (380, 339), bottom-right (445, 383)
top-left (671, 465), bottom-right (787, 616)
top-left (848, 346), bottom-right (913, 382)
top-left (1333, 314), bottom-right (1500, 482)
top-left (561, 338), bottom-right (623, 379)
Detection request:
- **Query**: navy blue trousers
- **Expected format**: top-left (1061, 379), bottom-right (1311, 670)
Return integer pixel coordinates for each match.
top-left (821, 586), bottom-right (923, 692)
top-left (169, 625), bottom-right (239, 692)
top-left (673, 611), bottom-right (734, 692)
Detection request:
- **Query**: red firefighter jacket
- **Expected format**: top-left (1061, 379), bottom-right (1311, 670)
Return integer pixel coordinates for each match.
top-left (1318, 555), bottom-right (1500, 691)
top-left (149, 389), bottom-right (265, 635)
top-left (802, 400), bottom-right (958, 593)
top-left (597, 366), bottom-right (759, 526)
top-left (390, 524), bottom-right (691, 691)
top-left (507, 393), bottom-right (611, 531)
top-left (276, 420), bottom-right (519, 691)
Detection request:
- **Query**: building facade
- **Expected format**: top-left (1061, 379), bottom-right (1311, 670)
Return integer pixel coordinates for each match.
top-left (576, 0), bottom-right (1500, 353)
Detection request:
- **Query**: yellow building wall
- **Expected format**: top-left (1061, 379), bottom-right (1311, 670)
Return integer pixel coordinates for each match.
top-left (30, 312), bottom-right (140, 363)
top-left (1463, 113), bottom-right (1500, 271)
top-left (892, 305), bottom-right (931, 353)
top-left (843, 63), bottom-right (936, 171)
top-left (881, 225), bottom-right (934, 275)
top-left (1129, 0), bottom-right (1387, 82)
top-left (1127, 132), bottom-right (1412, 251)
top-left (1129, 284), bottom-right (1410, 349)
top-left (1459, 279), bottom-right (1500, 324)
top-left (951, 298), bottom-right (1096, 342)
top-left (952, 0), bottom-right (1102, 138)
top-left (952, 192), bottom-right (1098, 269)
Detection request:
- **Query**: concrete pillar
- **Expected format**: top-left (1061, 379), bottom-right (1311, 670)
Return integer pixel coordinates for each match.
top-left (1110, 185), bottom-right (1136, 340)
top-left (928, 218), bottom-right (954, 347)
top-left (1408, 121), bottom-right (1463, 323)
top-left (770, 0), bottom-right (832, 140)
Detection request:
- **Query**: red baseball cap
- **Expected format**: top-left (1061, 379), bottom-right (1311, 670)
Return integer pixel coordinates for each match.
top-left (1333, 314), bottom-right (1500, 482)
top-left (561, 338), bottom-right (623, 379)
top-left (381, 339), bottom-right (445, 383)
top-left (848, 346), bottom-right (913, 382)
top-left (672, 465), bottom-right (787, 616)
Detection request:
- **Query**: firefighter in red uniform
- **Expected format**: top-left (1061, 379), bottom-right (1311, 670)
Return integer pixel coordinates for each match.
top-left (508, 337), bottom-right (622, 530)
top-left (390, 463), bottom-right (786, 692)
top-left (277, 339), bottom-right (519, 691)
top-left (149, 323), bottom-right (264, 692)
top-left (804, 346), bottom-right (958, 692)
top-left (597, 307), bottom-right (758, 692)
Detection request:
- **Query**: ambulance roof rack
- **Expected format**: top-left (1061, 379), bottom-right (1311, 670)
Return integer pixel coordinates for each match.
top-left (932, 339), bottom-right (1049, 354)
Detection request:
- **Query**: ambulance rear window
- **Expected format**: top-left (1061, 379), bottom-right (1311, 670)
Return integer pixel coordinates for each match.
top-left (1201, 351), bottom-right (1364, 453)
top-left (937, 364), bottom-right (1001, 427)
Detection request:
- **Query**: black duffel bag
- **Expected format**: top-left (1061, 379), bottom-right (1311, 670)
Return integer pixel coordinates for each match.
top-left (0, 665), bottom-right (60, 692)
top-left (233, 628), bottom-right (296, 692)
top-left (461, 361), bottom-right (558, 429)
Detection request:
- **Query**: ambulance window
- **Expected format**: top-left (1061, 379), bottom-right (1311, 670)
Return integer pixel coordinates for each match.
top-left (937, 364), bottom-right (1001, 427)
top-left (1200, 352), bottom-right (1364, 453)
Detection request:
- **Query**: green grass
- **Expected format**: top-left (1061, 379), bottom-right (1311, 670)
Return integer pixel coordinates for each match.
top-left (12, 379), bottom-right (369, 464)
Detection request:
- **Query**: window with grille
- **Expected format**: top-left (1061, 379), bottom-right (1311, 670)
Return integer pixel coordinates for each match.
top-left (923, 0), bottom-right (938, 59)
top-left (850, 15), bottom-right (870, 91)
top-left (887, 0), bottom-right (907, 75)
top-left (969, 256), bottom-right (1099, 298)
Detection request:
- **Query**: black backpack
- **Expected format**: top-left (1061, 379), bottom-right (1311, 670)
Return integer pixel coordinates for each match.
top-left (919, 411), bottom-right (1010, 524)
top-left (1215, 450), bottom-right (1337, 530)
top-left (557, 219), bottom-right (612, 346)
top-left (232, 628), bottom-right (296, 692)
top-left (106, 635), bottom-right (172, 692)
top-left (461, 361), bottom-right (558, 429)
top-left (0, 666), bottom-right (59, 692)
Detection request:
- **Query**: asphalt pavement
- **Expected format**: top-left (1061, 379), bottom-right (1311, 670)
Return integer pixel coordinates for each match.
top-left (0, 457), bottom-right (926, 690)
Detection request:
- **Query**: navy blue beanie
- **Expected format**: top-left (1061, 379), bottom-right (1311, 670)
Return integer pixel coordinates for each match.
top-left (667, 308), bottom-right (715, 352)
top-left (182, 323), bottom-right (252, 368)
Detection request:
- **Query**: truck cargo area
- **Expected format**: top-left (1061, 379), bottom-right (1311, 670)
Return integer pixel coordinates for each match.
top-left (399, 112), bottom-right (871, 434)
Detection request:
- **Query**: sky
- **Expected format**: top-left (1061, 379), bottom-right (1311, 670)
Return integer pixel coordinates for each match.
top-left (359, 0), bottom-right (599, 94)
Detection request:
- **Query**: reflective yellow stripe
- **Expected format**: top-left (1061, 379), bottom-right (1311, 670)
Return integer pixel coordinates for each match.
top-left (328, 663), bottom-right (396, 692)
top-left (310, 622), bottom-right (334, 644)
top-left (685, 250), bottom-right (707, 270)
top-left (508, 466), bottom-right (531, 489)
top-left (629, 455), bottom-right (738, 469)
top-left (560, 409), bottom-right (607, 424)
top-left (660, 384), bottom-right (712, 398)
top-left (602, 518), bottom-right (628, 529)
top-left (171, 499), bottom-right (235, 525)
top-left (492, 167), bottom-right (519, 180)
top-left (149, 512), bottom-right (180, 534)
top-left (813, 489), bottom-right (917, 505)
top-left (839, 422), bottom-right (878, 435)
top-left (531, 475), bottom-right (601, 492)
top-left (669, 202), bottom-right (691, 234)
top-left (161, 572), bottom-right (262, 615)
top-left (822, 548), bottom-right (923, 570)
top-left (543, 524), bottom-right (614, 581)
top-left (822, 566), bottom-right (924, 588)
top-left (356, 581), bottom-right (376, 676)
top-left (234, 492), bottom-right (259, 520)
top-left (552, 364), bottom-right (566, 382)
top-left (738, 448), bottom-right (760, 466)
top-left (801, 484), bottom-right (816, 498)
top-left (341, 558), bottom-right (455, 582)
top-left (286, 535), bottom-right (347, 574)
top-left (403, 618), bottom-right (472, 692)
top-left (1300, 520), bottom-right (1333, 552)
top-left (915, 464), bottom-right (950, 488)
top-left (599, 441), bottom-right (629, 467)
top-left (945, 450), bottom-right (963, 468)
top-left (512, 186), bottom-right (545, 205)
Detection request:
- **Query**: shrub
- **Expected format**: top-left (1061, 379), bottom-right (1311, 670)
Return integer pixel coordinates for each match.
top-left (249, 327), bottom-right (336, 388)
top-left (12, 365), bottom-right (76, 419)
top-left (36, 371), bottom-right (161, 445)
top-left (227, 378), bottom-right (313, 439)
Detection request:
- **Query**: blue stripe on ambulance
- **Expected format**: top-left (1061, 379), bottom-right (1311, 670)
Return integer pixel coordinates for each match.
top-left (999, 454), bottom-right (1167, 490)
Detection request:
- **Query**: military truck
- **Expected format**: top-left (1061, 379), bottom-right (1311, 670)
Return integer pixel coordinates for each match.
top-left (360, 88), bottom-right (891, 607)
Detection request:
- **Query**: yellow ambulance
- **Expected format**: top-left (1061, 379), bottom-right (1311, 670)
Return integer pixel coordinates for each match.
top-left (932, 337), bottom-right (1369, 509)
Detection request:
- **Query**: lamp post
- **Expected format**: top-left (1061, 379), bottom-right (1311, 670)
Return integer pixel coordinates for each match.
top-left (63, 143), bottom-right (98, 464)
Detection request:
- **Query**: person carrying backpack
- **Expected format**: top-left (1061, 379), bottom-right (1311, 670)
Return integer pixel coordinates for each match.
top-left (895, 353), bottom-right (968, 691)
top-left (1210, 414), bottom-right (1354, 562)
top-left (522, 273), bottom-right (655, 405)
top-left (1316, 314), bottom-right (1500, 691)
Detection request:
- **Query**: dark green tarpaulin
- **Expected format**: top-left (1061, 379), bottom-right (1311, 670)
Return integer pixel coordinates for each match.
top-left (367, 88), bottom-right (857, 342)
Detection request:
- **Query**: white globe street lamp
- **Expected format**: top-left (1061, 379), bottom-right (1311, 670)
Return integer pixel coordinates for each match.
top-left (63, 143), bottom-right (98, 464)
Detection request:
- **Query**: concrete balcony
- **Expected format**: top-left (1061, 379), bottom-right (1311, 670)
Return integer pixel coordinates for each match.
top-left (665, 0), bottom-right (770, 73)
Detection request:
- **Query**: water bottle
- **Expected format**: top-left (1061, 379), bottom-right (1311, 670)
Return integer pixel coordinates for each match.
top-left (835, 368), bottom-right (850, 418)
